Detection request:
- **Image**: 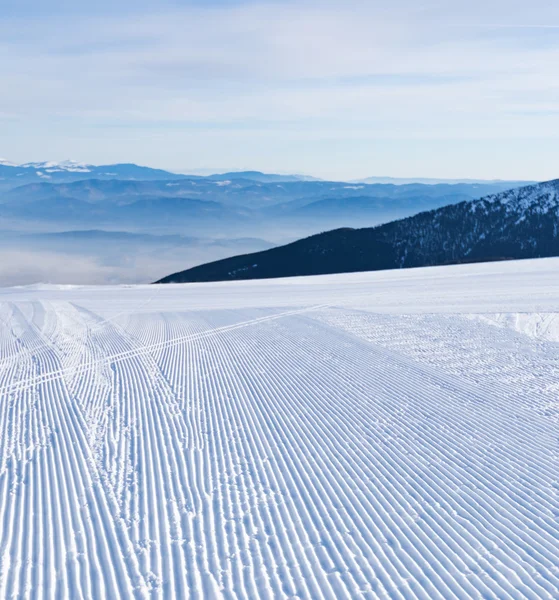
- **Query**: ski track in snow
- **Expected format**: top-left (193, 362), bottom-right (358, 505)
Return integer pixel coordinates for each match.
top-left (0, 259), bottom-right (558, 599)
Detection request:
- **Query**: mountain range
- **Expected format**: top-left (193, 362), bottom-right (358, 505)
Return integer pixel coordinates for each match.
top-left (0, 160), bottom-right (320, 193)
top-left (0, 174), bottom-right (527, 241)
top-left (0, 160), bottom-right (193, 192)
top-left (355, 176), bottom-right (535, 185)
top-left (155, 179), bottom-right (559, 283)
top-left (0, 158), bottom-right (549, 286)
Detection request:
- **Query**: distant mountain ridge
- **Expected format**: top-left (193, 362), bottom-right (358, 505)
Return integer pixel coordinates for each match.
top-left (0, 176), bottom-right (526, 241)
top-left (3, 177), bottom-right (514, 208)
top-left (0, 161), bottom-right (191, 192)
top-left (155, 179), bottom-right (559, 283)
top-left (0, 158), bottom-right (551, 287)
top-left (0, 160), bottom-right (319, 192)
top-left (206, 171), bottom-right (320, 183)
top-left (1, 158), bottom-right (535, 190)
top-left (356, 176), bottom-right (536, 185)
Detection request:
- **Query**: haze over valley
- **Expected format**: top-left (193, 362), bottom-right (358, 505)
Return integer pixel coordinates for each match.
top-left (0, 159), bottom-right (534, 285)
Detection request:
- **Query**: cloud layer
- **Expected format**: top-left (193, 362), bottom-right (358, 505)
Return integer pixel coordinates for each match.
top-left (1, 0), bottom-right (559, 179)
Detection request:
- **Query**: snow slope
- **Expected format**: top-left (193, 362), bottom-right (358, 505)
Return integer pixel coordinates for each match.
top-left (0, 258), bottom-right (558, 599)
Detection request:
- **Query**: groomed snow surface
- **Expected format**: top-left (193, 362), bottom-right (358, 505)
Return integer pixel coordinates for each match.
top-left (1, 258), bottom-right (559, 599)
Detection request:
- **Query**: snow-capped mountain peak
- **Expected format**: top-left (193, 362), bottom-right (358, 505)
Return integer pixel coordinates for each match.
top-left (19, 159), bottom-right (92, 173)
top-left (471, 178), bottom-right (559, 216)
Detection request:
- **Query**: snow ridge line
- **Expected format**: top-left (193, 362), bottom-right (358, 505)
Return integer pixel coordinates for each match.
top-left (0, 305), bottom-right (329, 396)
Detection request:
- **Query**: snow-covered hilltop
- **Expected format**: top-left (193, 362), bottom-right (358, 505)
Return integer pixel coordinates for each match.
top-left (1, 258), bottom-right (559, 598)
top-left (1, 158), bottom-right (92, 171)
top-left (386, 178), bottom-right (559, 266)
top-left (158, 179), bottom-right (559, 283)
top-left (18, 159), bottom-right (92, 172)
top-left (471, 179), bottom-right (559, 214)
top-left (0, 159), bottom-right (189, 189)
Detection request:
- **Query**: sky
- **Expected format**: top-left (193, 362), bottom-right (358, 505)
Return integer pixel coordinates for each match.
top-left (1, 0), bottom-right (559, 181)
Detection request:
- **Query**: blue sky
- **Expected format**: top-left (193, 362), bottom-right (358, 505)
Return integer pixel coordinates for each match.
top-left (1, 0), bottom-right (558, 180)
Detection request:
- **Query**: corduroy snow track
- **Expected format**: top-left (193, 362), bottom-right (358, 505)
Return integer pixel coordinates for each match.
top-left (0, 258), bottom-right (558, 599)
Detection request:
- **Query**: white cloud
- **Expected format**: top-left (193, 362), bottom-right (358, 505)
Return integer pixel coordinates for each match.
top-left (1, 0), bottom-right (558, 179)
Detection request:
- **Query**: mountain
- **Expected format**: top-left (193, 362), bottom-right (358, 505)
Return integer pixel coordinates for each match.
top-left (1, 177), bottom-right (523, 211)
top-left (207, 171), bottom-right (320, 183)
top-left (268, 193), bottom-right (469, 222)
top-left (0, 161), bottom-right (193, 192)
top-left (356, 176), bottom-right (536, 185)
top-left (155, 179), bottom-right (559, 283)
top-left (0, 176), bottom-right (534, 242)
top-left (19, 160), bottom-right (93, 172)
top-left (0, 229), bottom-right (272, 255)
top-left (0, 192), bottom-right (250, 236)
top-left (1, 158), bottom-right (533, 193)
top-left (0, 160), bottom-right (321, 192)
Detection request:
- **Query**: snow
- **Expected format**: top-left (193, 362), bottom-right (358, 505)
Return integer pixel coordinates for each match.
top-left (476, 179), bottom-right (559, 214)
top-left (467, 312), bottom-right (559, 343)
top-left (0, 158), bottom-right (91, 173)
top-left (18, 159), bottom-right (92, 173)
top-left (1, 257), bottom-right (558, 599)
